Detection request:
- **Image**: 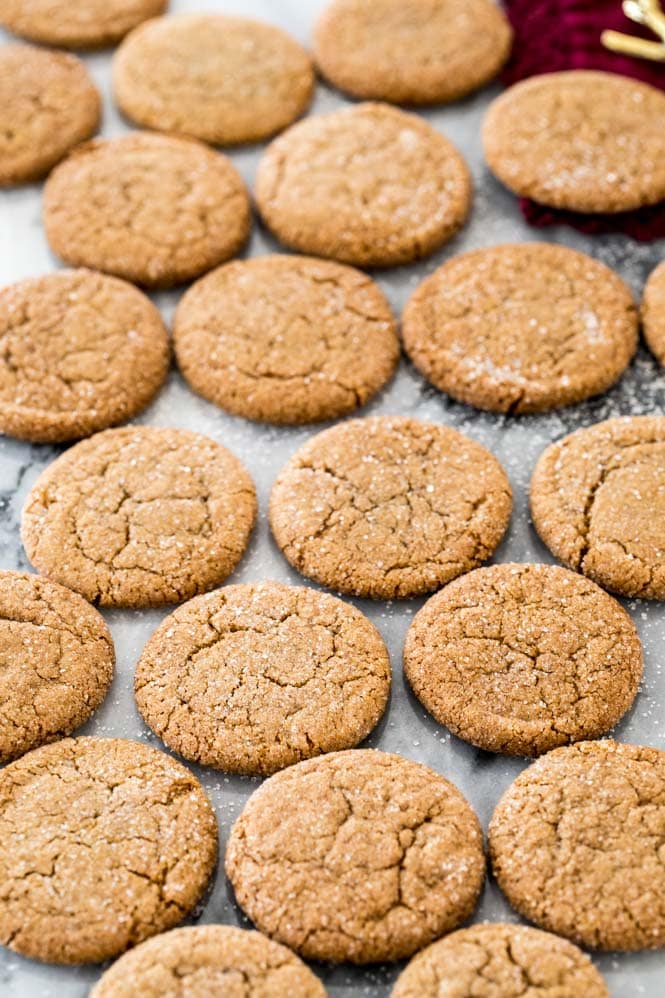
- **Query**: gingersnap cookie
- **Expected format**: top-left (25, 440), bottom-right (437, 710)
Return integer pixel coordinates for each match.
top-left (483, 71), bottom-right (665, 213)
top-left (391, 922), bottom-right (609, 997)
top-left (21, 425), bottom-right (256, 607)
top-left (314, 0), bottom-right (512, 106)
top-left (0, 0), bottom-right (167, 49)
top-left (255, 103), bottom-right (471, 267)
top-left (43, 133), bottom-right (250, 288)
top-left (226, 749), bottom-right (485, 963)
top-left (530, 415), bottom-right (665, 599)
top-left (0, 44), bottom-right (100, 186)
top-left (402, 243), bottom-right (638, 414)
top-left (113, 14), bottom-right (314, 146)
top-left (135, 581), bottom-right (391, 776)
top-left (0, 736), bottom-right (217, 964)
top-left (269, 416), bottom-right (512, 599)
top-left (404, 563), bottom-right (642, 757)
top-left (0, 270), bottom-right (169, 443)
top-left (173, 256), bottom-right (399, 425)
top-left (643, 260), bottom-right (665, 366)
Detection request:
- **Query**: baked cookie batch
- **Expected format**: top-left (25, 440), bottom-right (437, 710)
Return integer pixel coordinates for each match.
top-left (0, 0), bottom-right (663, 994)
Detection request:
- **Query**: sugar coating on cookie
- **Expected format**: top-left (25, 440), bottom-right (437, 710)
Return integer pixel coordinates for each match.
top-left (530, 415), bottom-right (665, 599)
top-left (43, 133), bottom-right (250, 288)
top-left (0, 269), bottom-right (170, 443)
top-left (0, 0), bottom-right (168, 49)
top-left (174, 255), bottom-right (399, 424)
top-left (256, 103), bottom-right (471, 267)
top-left (113, 14), bottom-right (314, 145)
top-left (226, 749), bottom-right (485, 963)
top-left (643, 260), bottom-right (665, 367)
top-left (483, 71), bottom-right (665, 213)
top-left (314, 0), bottom-right (512, 105)
top-left (270, 415), bottom-right (511, 599)
top-left (402, 242), bottom-right (638, 414)
top-left (0, 737), bottom-right (217, 964)
top-left (21, 425), bottom-right (257, 607)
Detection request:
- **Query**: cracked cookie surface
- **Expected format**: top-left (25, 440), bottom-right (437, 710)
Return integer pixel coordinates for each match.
top-left (135, 581), bottom-right (391, 776)
top-left (404, 563), bottom-right (642, 757)
top-left (643, 260), bottom-right (665, 367)
top-left (530, 415), bottom-right (665, 599)
top-left (0, 736), bottom-right (217, 964)
top-left (43, 132), bottom-right (250, 288)
top-left (225, 749), bottom-right (485, 963)
top-left (0, 269), bottom-right (169, 443)
top-left (173, 255), bottom-right (399, 424)
top-left (489, 740), bottom-right (665, 951)
top-left (0, 0), bottom-right (167, 49)
top-left (269, 415), bottom-right (512, 599)
top-left (21, 425), bottom-right (256, 607)
top-left (255, 103), bottom-right (471, 267)
top-left (402, 243), bottom-right (637, 414)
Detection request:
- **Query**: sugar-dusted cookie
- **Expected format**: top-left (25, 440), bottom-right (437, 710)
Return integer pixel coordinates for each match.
top-left (0, 0), bottom-right (168, 49)
top-left (642, 260), bottom-right (665, 366)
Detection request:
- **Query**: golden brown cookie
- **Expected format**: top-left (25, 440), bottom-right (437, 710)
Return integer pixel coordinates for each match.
top-left (0, 44), bottom-right (100, 186)
top-left (314, 0), bottom-right (512, 106)
top-left (404, 563), bottom-right (642, 757)
top-left (226, 749), bottom-right (485, 963)
top-left (0, 0), bottom-right (168, 49)
top-left (0, 269), bottom-right (169, 443)
top-left (255, 103), bottom-right (471, 267)
top-left (402, 243), bottom-right (638, 414)
top-left (643, 260), bottom-right (665, 366)
top-left (0, 571), bottom-right (113, 763)
top-left (0, 736), bottom-right (217, 964)
top-left (530, 415), bottom-right (665, 599)
top-left (173, 255), bottom-right (399, 425)
top-left (489, 740), bottom-right (665, 951)
top-left (135, 581), bottom-right (391, 776)
top-left (43, 133), bottom-right (250, 288)
top-left (391, 922), bottom-right (609, 997)
top-left (21, 426), bottom-right (256, 608)
top-left (483, 71), bottom-right (665, 213)
top-left (113, 14), bottom-right (314, 146)
top-left (269, 415), bottom-right (512, 599)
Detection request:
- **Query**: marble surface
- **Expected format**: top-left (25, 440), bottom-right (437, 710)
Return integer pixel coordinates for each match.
top-left (1, 1), bottom-right (665, 994)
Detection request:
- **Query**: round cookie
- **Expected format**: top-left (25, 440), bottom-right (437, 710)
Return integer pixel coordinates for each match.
top-left (489, 740), bottom-right (665, 951)
top-left (404, 563), bottom-right (642, 757)
top-left (0, 44), bottom-right (100, 186)
top-left (113, 14), bottom-right (314, 146)
top-left (90, 925), bottom-right (327, 997)
top-left (255, 103), bottom-right (471, 267)
top-left (642, 260), bottom-right (665, 366)
top-left (402, 243), bottom-right (638, 414)
top-left (269, 415), bottom-right (512, 599)
top-left (483, 71), bottom-right (665, 213)
top-left (173, 256), bottom-right (399, 425)
top-left (530, 415), bottom-right (665, 599)
top-left (21, 425), bottom-right (257, 608)
top-left (225, 749), bottom-right (485, 963)
top-left (43, 133), bottom-right (250, 289)
top-left (0, 269), bottom-right (170, 443)
top-left (0, 736), bottom-right (217, 964)
top-left (135, 581), bottom-right (391, 776)
top-left (314, 0), bottom-right (512, 106)
top-left (0, 0), bottom-right (167, 49)
top-left (0, 571), bottom-right (113, 763)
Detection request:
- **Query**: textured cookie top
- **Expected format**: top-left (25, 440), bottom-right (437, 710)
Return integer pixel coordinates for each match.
top-left (0, 737), bottom-right (217, 964)
top-left (0, 44), bottom-right (100, 185)
top-left (483, 71), bottom-right (665, 213)
top-left (174, 255), bottom-right (399, 424)
top-left (402, 242), bottom-right (638, 414)
top-left (314, 0), bottom-right (512, 105)
top-left (255, 103), bottom-right (471, 267)
top-left (404, 563), bottom-right (642, 757)
top-left (21, 426), bottom-right (256, 607)
top-left (226, 749), bottom-right (485, 964)
top-left (136, 581), bottom-right (391, 775)
top-left (43, 133), bottom-right (250, 288)
top-left (643, 260), bottom-right (665, 367)
top-left (0, 0), bottom-right (167, 48)
top-left (530, 415), bottom-right (665, 599)
top-left (489, 740), bottom-right (665, 951)
top-left (0, 269), bottom-right (169, 443)
top-left (113, 14), bottom-right (314, 145)
top-left (270, 415), bottom-right (512, 599)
